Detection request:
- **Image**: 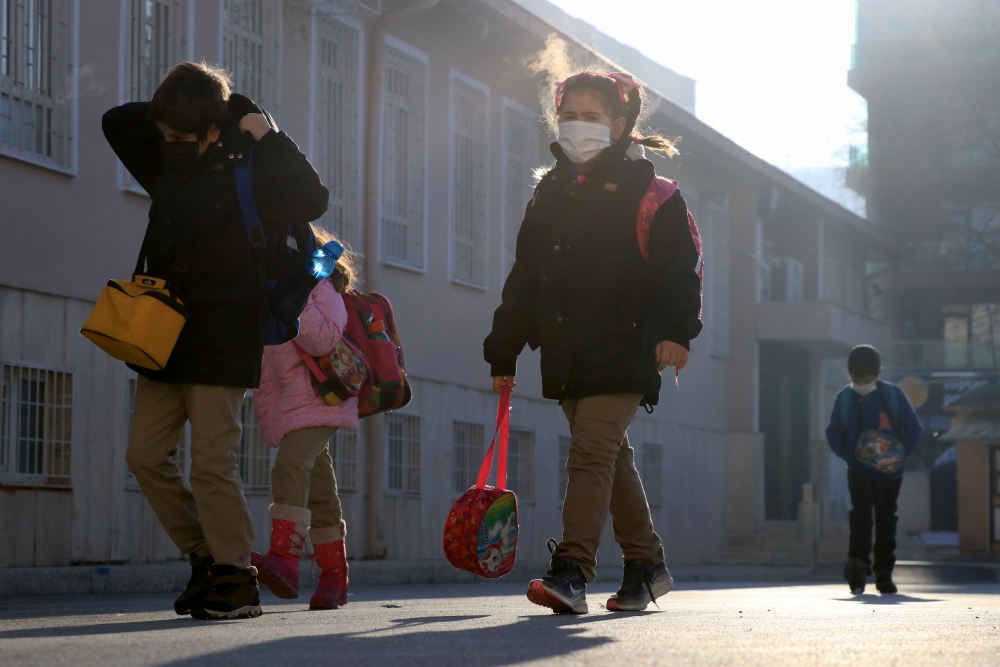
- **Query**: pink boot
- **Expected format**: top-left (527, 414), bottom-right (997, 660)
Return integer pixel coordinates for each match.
top-left (309, 523), bottom-right (349, 610)
top-left (250, 504), bottom-right (310, 599)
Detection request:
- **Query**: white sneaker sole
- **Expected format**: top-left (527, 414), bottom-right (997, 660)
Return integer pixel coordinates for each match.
top-left (527, 580), bottom-right (588, 614)
top-left (194, 604), bottom-right (263, 620)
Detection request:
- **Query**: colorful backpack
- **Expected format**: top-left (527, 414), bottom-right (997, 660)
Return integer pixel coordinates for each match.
top-left (636, 176), bottom-right (704, 318)
top-left (443, 385), bottom-right (519, 578)
top-left (296, 290), bottom-right (412, 418)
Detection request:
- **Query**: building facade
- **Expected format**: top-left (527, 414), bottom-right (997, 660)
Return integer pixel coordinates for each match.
top-left (1, 0), bottom-right (888, 570)
top-left (849, 0), bottom-right (1000, 543)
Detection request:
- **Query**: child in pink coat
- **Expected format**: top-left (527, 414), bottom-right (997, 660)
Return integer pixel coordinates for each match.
top-left (251, 226), bottom-right (358, 610)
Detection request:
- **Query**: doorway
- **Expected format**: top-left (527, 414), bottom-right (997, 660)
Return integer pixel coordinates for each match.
top-left (760, 342), bottom-right (810, 521)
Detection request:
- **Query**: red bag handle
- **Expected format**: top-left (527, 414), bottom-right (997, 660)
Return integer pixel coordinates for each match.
top-left (476, 385), bottom-right (511, 490)
top-left (292, 341), bottom-right (327, 383)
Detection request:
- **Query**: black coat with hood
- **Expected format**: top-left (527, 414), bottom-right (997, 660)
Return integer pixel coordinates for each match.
top-left (483, 140), bottom-right (703, 407)
top-left (102, 94), bottom-right (329, 388)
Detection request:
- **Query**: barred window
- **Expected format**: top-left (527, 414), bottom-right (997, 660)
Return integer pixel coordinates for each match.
top-left (385, 413), bottom-right (420, 494)
top-left (237, 391), bottom-right (270, 492)
top-left (642, 443), bottom-right (664, 510)
top-left (502, 100), bottom-right (538, 275)
top-left (452, 420), bottom-right (483, 494)
top-left (222, 0), bottom-right (280, 111)
top-left (450, 73), bottom-right (489, 287)
top-left (331, 427), bottom-right (358, 492)
top-left (507, 429), bottom-right (534, 502)
top-left (0, 0), bottom-right (76, 171)
top-left (381, 42), bottom-right (426, 269)
top-left (124, 374), bottom-right (188, 490)
top-left (558, 435), bottom-right (570, 506)
top-left (0, 362), bottom-right (72, 487)
top-left (705, 202), bottom-right (730, 358)
top-left (121, 0), bottom-right (189, 194)
top-left (314, 14), bottom-right (361, 248)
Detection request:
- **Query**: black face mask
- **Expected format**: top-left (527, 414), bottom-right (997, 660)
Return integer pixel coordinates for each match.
top-left (160, 140), bottom-right (201, 171)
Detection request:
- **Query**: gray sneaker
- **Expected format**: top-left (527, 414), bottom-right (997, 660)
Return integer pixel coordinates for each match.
top-left (526, 539), bottom-right (589, 614)
top-left (606, 559), bottom-right (674, 611)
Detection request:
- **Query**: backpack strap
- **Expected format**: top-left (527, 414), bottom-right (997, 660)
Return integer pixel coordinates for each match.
top-left (636, 176), bottom-right (678, 261)
top-left (233, 146), bottom-right (267, 253)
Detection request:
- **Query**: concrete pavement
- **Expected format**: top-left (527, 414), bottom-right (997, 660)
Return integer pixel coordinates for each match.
top-left (2, 580), bottom-right (999, 666)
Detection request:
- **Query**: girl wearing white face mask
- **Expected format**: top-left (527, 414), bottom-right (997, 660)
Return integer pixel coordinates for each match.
top-left (485, 71), bottom-right (703, 615)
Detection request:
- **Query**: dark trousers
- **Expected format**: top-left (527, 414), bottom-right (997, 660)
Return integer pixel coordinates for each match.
top-left (847, 469), bottom-right (903, 576)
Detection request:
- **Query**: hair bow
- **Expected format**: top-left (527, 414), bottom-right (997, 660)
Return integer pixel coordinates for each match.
top-left (554, 71), bottom-right (643, 114)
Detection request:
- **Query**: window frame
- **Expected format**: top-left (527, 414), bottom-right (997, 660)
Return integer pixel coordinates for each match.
top-left (0, 359), bottom-right (74, 488)
top-left (447, 67), bottom-right (490, 290)
top-left (506, 427), bottom-right (534, 503)
top-left (451, 419), bottom-right (484, 495)
top-left (308, 9), bottom-right (364, 249)
top-left (219, 0), bottom-right (282, 120)
top-left (0, 0), bottom-right (79, 175)
top-left (641, 442), bottom-right (664, 511)
top-left (116, 0), bottom-right (194, 197)
top-left (384, 411), bottom-right (421, 496)
top-left (378, 35), bottom-right (428, 274)
top-left (331, 427), bottom-right (359, 493)
top-left (500, 96), bottom-right (538, 278)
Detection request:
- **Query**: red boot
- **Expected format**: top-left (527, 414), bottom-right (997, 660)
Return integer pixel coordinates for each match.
top-left (250, 504), bottom-right (309, 599)
top-left (309, 523), bottom-right (349, 610)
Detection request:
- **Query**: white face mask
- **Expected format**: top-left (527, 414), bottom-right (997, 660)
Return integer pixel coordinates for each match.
top-left (558, 121), bottom-right (611, 164)
top-left (852, 381), bottom-right (878, 396)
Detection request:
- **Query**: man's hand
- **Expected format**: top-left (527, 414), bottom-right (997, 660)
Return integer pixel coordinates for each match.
top-left (239, 113), bottom-right (272, 141)
top-left (656, 341), bottom-right (688, 373)
top-left (492, 376), bottom-right (516, 394)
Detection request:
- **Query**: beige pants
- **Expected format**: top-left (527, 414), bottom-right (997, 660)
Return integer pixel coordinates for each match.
top-left (271, 425), bottom-right (343, 531)
top-left (125, 376), bottom-right (254, 568)
top-left (559, 393), bottom-right (664, 582)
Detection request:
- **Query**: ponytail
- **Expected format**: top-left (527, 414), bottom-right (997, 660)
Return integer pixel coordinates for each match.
top-left (623, 87), bottom-right (680, 158)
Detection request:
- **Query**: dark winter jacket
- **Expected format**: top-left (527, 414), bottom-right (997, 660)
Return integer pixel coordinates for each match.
top-left (483, 141), bottom-right (703, 406)
top-left (102, 95), bottom-right (329, 388)
top-left (825, 381), bottom-right (923, 480)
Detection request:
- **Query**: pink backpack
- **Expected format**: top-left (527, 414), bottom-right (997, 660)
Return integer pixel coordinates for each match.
top-left (636, 177), bottom-right (704, 318)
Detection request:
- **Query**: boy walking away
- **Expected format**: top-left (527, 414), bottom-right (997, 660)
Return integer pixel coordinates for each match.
top-left (484, 71), bottom-right (703, 614)
top-left (103, 62), bottom-right (328, 619)
top-left (826, 345), bottom-right (923, 595)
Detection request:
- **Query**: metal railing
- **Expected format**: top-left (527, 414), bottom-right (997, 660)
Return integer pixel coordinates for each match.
top-left (887, 340), bottom-right (1000, 370)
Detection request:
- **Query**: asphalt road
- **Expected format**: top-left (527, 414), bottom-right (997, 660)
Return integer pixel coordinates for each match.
top-left (2, 580), bottom-right (999, 667)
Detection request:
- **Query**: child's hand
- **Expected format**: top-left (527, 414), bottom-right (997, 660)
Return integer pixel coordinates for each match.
top-left (492, 376), bottom-right (516, 394)
top-left (239, 113), bottom-right (272, 141)
top-left (656, 341), bottom-right (688, 372)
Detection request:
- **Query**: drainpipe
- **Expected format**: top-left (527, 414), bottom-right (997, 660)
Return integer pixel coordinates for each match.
top-left (361, 0), bottom-right (440, 560)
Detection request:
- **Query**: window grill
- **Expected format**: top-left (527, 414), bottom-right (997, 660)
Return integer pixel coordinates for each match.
top-left (507, 429), bottom-right (534, 502)
top-left (121, 0), bottom-right (188, 194)
top-left (238, 391), bottom-right (270, 492)
top-left (557, 435), bottom-right (570, 505)
top-left (314, 14), bottom-right (361, 248)
top-left (503, 103), bottom-right (538, 275)
top-left (385, 413), bottom-right (420, 494)
top-left (450, 76), bottom-right (488, 287)
top-left (381, 44), bottom-right (426, 269)
top-left (0, 0), bottom-right (75, 170)
top-left (331, 427), bottom-right (358, 492)
top-left (452, 420), bottom-right (483, 494)
top-left (222, 0), bottom-right (279, 112)
top-left (0, 362), bottom-right (72, 486)
top-left (642, 443), bottom-right (664, 510)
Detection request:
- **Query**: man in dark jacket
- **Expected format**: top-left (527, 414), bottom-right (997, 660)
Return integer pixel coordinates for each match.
top-left (826, 344), bottom-right (923, 595)
top-left (103, 62), bottom-right (328, 620)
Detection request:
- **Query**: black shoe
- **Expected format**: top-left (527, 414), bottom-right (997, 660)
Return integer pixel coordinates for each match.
top-left (844, 558), bottom-right (869, 595)
top-left (526, 539), bottom-right (588, 614)
top-left (191, 565), bottom-right (262, 620)
top-left (607, 559), bottom-right (675, 612)
top-left (875, 574), bottom-right (897, 595)
top-left (174, 554), bottom-right (215, 615)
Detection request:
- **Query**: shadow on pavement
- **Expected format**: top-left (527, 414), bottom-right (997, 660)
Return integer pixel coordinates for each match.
top-left (0, 617), bottom-right (196, 639)
top-left (156, 616), bottom-right (615, 666)
top-left (829, 593), bottom-right (942, 605)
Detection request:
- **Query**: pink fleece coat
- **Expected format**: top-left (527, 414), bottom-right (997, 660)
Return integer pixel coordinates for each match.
top-left (253, 280), bottom-right (359, 448)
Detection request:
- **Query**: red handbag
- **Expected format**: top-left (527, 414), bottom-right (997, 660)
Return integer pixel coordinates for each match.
top-left (442, 386), bottom-right (518, 578)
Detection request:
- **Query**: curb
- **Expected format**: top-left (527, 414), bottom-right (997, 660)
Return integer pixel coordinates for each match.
top-left (1, 559), bottom-right (997, 597)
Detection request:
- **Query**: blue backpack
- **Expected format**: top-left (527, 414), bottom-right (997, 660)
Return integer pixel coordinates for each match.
top-left (233, 144), bottom-right (318, 346)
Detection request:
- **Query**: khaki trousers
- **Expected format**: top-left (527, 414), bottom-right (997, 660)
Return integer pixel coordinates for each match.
top-left (559, 393), bottom-right (664, 582)
top-left (271, 426), bottom-right (344, 530)
top-left (125, 376), bottom-right (254, 568)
